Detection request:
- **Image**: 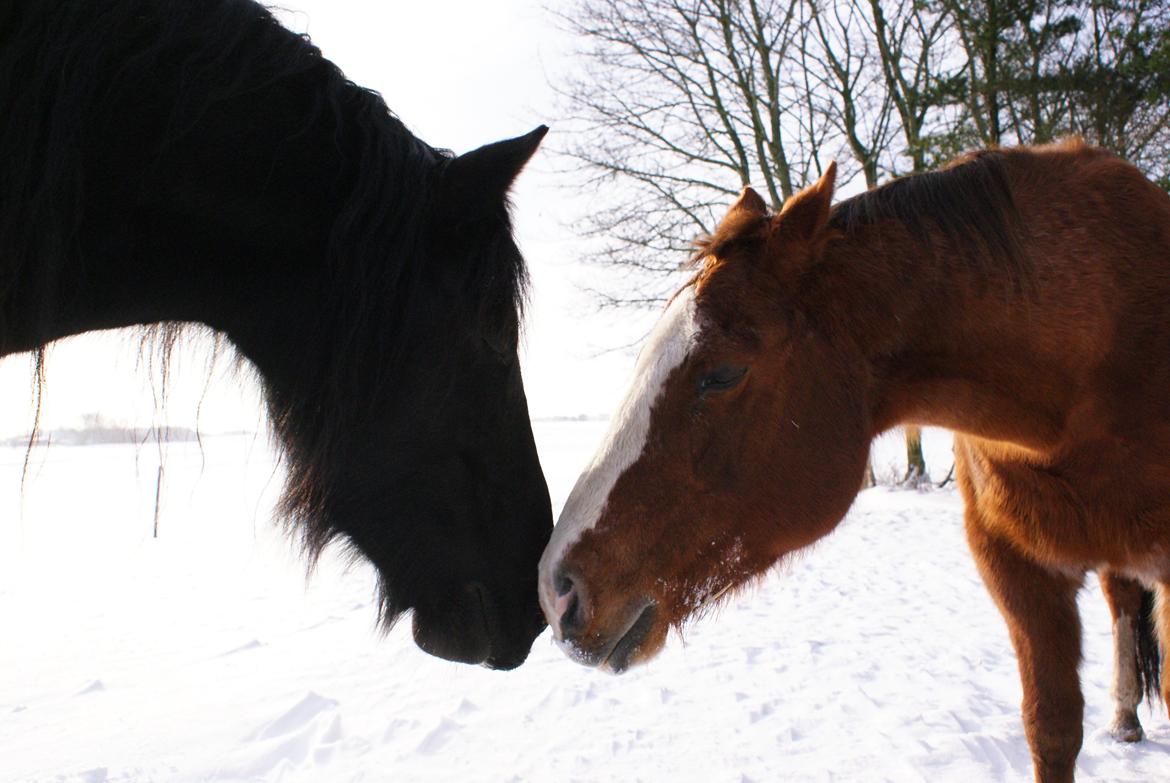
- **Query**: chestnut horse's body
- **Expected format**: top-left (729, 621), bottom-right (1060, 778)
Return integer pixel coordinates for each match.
top-left (540, 140), bottom-right (1170, 781)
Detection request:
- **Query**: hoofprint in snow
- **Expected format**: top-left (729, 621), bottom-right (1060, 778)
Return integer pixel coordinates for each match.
top-left (1, 424), bottom-right (1167, 782)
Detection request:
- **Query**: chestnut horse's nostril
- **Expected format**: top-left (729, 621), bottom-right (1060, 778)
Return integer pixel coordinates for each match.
top-left (553, 571), bottom-right (587, 640)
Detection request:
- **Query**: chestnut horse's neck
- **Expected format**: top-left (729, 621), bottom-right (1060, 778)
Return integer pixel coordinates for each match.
top-left (816, 145), bottom-right (1167, 453)
top-left (869, 289), bottom-right (1068, 451)
top-left (846, 231), bottom-right (1068, 449)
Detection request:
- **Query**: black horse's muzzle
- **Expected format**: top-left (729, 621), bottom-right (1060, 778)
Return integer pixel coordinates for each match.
top-left (411, 581), bottom-right (545, 670)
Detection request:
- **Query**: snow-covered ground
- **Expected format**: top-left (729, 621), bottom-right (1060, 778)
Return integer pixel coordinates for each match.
top-left (1, 423), bottom-right (1167, 782)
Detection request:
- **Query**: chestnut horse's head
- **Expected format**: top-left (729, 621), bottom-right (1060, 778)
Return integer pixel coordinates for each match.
top-left (539, 164), bottom-right (874, 671)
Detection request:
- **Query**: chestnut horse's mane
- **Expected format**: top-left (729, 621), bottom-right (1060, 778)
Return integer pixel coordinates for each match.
top-left (830, 150), bottom-right (1032, 291)
top-left (693, 147), bottom-right (1044, 294)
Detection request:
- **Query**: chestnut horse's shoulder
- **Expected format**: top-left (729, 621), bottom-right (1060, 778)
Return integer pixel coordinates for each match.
top-left (955, 432), bottom-right (1170, 574)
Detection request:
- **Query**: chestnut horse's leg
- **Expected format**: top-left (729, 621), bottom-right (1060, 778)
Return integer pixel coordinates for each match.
top-left (1099, 570), bottom-right (1145, 742)
top-left (966, 517), bottom-right (1083, 783)
top-left (1157, 583), bottom-right (1170, 716)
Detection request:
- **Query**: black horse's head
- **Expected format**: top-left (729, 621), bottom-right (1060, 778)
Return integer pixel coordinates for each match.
top-left (254, 127), bottom-right (553, 670)
top-left (3, 0), bottom-right (550, 668)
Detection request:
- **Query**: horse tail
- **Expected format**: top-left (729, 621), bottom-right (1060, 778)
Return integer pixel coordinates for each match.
top-left (1136, 588), bottom-right (1162, 705)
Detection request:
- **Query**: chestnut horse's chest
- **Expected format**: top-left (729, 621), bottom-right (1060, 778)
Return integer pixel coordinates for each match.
top-left (955, 434), bottom-right (1170, 580)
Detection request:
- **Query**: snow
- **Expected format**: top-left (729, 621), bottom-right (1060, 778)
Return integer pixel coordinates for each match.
top-left (2, 423), bottom-right (1168, 782)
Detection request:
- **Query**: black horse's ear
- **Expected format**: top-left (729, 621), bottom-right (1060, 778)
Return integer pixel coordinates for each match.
top-left (441, 126), bottom-right (548, 218)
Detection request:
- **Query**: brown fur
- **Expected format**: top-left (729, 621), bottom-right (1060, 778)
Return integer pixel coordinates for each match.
top-left (555, 140), bottom-right (1170, 782)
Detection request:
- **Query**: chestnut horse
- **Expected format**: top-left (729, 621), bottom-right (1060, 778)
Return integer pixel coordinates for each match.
top-left (539, 140), bottom-right (1170, 781)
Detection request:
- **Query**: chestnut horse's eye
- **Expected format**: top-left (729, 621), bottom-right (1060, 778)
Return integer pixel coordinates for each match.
top-left (697, 366), bottom-right (748, 394)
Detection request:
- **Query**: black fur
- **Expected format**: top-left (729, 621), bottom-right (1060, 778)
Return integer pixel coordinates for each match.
top-left (1136, 589), bottom-right (1163, 705)
top-left (0, 0), bottom-right (551, 669)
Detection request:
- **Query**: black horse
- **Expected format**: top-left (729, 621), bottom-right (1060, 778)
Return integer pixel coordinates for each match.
top-left (0, 0), bottom-right (552, 669)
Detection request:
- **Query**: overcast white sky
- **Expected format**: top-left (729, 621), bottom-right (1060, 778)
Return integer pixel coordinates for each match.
top-left (0, 0), bottom-right (657, 439)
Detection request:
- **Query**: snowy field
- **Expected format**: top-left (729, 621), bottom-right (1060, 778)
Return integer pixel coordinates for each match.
top-left (1, 423), bottom-right (1168, 782)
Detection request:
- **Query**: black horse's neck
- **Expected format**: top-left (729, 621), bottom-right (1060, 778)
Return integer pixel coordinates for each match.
top-left (0, 0), bottom-right (438, 385)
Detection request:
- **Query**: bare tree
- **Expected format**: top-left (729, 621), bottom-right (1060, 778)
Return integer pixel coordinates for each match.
top-left (556, 0), bottom-right (825, 305)
top-left (561, 0), bottom-right (1169, 300)
top-left (861, 0), bottom-right (967, 171)
top-left (801, 0), bottom-right (897, 188)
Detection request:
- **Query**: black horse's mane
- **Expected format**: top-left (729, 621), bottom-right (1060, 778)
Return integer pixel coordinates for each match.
top-left (0, 0), bottom-right (529, 612)
top-left (1, 0), bottom-right (447, 335)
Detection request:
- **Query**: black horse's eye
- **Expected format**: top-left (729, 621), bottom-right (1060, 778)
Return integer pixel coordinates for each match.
top-left (697, 365), bottom-right (748, 394)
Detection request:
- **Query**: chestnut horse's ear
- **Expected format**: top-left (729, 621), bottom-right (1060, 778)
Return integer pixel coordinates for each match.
top-left (731, 186), bottom-right (769, 217)
top-left (776, 161), bottom-right (837, 243)
top-left (699, 186), bottom-right (770, 261)
top-left (441, 125), bottom-right (548, 218)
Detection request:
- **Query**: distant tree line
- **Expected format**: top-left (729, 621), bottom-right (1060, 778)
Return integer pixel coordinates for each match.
top-left (3, 412), bottom-right (200, 447)
top-left (558, 0), bottom-right (1170, 482)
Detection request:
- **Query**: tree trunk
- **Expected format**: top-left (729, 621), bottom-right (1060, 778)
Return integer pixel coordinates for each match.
top-left (903, 425), bottom-right (928, 487)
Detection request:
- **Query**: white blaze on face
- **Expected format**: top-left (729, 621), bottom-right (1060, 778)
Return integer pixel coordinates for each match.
top-left (538, 287), bottom-right (700, 630)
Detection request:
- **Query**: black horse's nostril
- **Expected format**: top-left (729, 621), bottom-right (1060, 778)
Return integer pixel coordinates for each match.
top-left (554, 571), bottom-right (587, 640)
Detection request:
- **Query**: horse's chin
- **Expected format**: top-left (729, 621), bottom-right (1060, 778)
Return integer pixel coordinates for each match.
top-left (481, 643), bottom-right (534, 671)
top-left (410, 581), bottom-right (544, 669)
top-left (411, 581), bottom-right (495, 665)
top-left (557, 602), bottom-right (669, 674)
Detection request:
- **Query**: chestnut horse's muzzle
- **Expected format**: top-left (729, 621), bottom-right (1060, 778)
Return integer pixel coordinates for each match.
top-left (550, 572), bottom-right (658, 674)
